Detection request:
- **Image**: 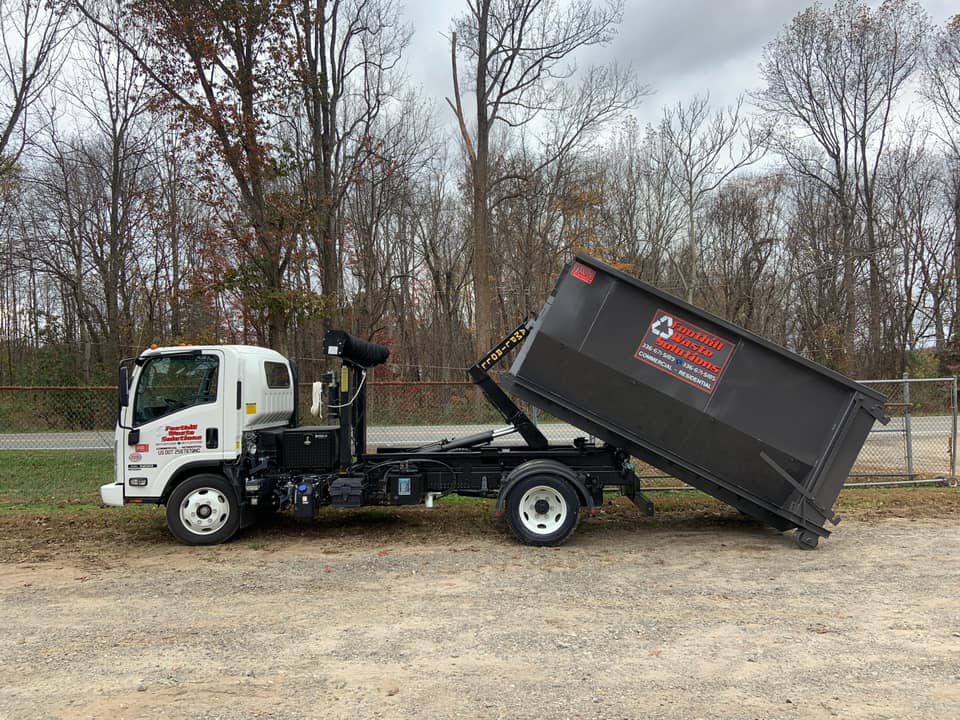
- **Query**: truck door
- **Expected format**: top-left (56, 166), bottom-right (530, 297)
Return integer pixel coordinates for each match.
top-left (124, 350), bottom-right (226, 500)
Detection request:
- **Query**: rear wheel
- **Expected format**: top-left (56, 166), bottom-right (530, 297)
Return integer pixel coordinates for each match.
top-left (505, 475), bottom-right (580, 547)
top-left (166, 474), bottom-right (241, 545)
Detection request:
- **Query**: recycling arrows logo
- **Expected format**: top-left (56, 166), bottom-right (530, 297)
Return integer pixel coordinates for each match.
top-left (652, 315), bottom-right (674, 340)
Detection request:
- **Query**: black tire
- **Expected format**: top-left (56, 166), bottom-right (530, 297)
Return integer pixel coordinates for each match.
top-left (505, 474), bottom-right (580, 547)
top-left (795, 529), bottom-right (820, 550)
top-left (166, 474), bottom-right (241, 545)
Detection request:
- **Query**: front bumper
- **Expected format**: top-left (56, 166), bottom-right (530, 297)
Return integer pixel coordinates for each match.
top-left (100, 482), bottom-right (124, 507)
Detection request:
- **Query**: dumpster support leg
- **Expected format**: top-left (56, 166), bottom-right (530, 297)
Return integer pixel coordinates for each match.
top-left (628, 489), bottom-right (655, 516)
top-left (623, 478), bottom-right (655, 516)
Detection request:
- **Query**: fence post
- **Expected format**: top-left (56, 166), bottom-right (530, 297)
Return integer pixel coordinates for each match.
top-left (903, 372), bottom-right (914, 479)
top-left (952, 376), bottom-right (958, 479)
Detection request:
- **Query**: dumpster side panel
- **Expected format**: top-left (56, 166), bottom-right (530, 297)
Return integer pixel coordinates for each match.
top-left (706, 343), bottom-right (854, 463)
top-left (505, 255), bottom-right (886, 536)
top-left (509, 334), bottom-right (801, 509)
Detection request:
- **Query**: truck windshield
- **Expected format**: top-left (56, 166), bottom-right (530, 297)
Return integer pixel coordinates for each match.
top-left (132, 355), bottom-right (219, 427)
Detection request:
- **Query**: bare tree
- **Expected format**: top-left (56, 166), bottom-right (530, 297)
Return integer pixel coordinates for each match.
top-left (24, 130), bottom-right (154, 377)
top-left (340, 90), bottom-right (433, 341)
top-left (412, 153), bottom-right (473, 379)
top-left (0, 0), bottom-right (62, 376)
top-left (924, 15), bottom-right (960, 138)
top-left (660, 93), bottom-right (767, 302)
top-left (756, 0), bottom-right (928, 375)
top-left (699, 174), bottom-right (786, 337)
top-left (4, 0), bottom-right (156, 378)
top-left (879, 135), bottom-right (957, 362)
top-left (447, 0), bottom-right (645, 351)
top-left (598, 119), bottom-right (683, 282)
top-left (493, 139), bottom-right (584, 316)
top-left (146, 118), bottom-right (229, 343)
top-left (924, 14), bottom-right (960, 339)
top-left (783, 174), bottom-right (850, 368)
top-left (0, 0), bottom-right (71, 178)
top-left (287, 0), bottom-right (410, 329)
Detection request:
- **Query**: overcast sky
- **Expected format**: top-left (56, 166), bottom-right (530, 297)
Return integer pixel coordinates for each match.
top-left (403, 0), bottom-right (959, 129)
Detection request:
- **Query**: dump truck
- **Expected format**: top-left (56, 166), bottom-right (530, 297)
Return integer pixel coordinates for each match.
top-left (101, 254), bottom-right (887, 548)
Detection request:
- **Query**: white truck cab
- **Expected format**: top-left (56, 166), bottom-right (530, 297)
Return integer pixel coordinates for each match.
top-left (101, 345), bottom-right (294, 510)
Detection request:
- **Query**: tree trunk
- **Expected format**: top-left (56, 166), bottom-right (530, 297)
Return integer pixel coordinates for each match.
top-left (954, 179), bottom-right (960, 343)
top-left (841, 209), bottom-right (857, 376)
top-left (471, 4), bottom-right (494, 355)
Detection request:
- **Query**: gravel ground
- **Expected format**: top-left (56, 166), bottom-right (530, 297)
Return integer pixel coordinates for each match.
top-left (1, 510), bottom-right (959, 720)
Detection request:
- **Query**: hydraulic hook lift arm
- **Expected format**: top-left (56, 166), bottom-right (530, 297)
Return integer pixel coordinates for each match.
top-left (468, 320), bottom-right (548, 450)
top-left (416, 320), bottom-right (549, 453)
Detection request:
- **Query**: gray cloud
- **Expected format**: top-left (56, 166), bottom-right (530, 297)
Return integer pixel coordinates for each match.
top-left (608, 0), bottom-right (810, 80)
top-left (404, 0), bottom-right (959, 128)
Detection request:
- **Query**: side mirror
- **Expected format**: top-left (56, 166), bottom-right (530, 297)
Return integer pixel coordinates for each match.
top-left (119, 366), bottom-right (130, 408)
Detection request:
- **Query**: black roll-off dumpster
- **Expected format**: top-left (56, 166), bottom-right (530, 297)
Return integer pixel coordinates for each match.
top-left (502, 253), bottom-right (888, 548)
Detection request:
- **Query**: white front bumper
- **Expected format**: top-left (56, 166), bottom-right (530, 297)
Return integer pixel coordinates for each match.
top-left (100, 482), bottom-right (125, 506)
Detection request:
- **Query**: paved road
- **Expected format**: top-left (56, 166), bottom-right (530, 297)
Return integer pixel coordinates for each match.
top-left (0, 430), bottom-right (116, 450)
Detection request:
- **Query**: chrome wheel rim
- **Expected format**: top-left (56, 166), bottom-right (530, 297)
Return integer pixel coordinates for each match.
top-left (518, 485), bottom-right (567, 535)
top-left (180, 487), bottom-right (231, 536)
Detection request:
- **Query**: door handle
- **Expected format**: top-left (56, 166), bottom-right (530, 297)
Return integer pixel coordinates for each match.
top-left (206, 428), bottom-right (219, 449)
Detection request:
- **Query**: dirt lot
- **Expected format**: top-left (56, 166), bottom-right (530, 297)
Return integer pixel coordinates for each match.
top-left (1, 497), bottom-right (959, 720)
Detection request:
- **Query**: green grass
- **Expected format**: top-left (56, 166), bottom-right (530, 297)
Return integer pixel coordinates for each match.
top-left (0, 449), bottom-right (112, 511)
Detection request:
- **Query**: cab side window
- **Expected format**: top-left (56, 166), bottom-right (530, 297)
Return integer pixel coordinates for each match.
top-left (264, 361), bottom-right (290, 389)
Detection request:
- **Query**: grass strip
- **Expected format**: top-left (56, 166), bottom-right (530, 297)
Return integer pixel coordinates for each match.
top-left (0, 450), bottom-right (112, 507)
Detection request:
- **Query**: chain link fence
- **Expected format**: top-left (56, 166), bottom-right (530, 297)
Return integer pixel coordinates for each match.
top-left (851, 377), bottom-right (957, 485)
top-left (1, 377), bottom-right (957, 487)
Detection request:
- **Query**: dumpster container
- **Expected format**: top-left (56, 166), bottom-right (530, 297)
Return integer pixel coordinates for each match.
top-left (502, 254), bottom-right (888, 548)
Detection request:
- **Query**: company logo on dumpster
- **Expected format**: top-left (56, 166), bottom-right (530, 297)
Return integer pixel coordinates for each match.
top-left (635, 310), bottom-right (735, 394)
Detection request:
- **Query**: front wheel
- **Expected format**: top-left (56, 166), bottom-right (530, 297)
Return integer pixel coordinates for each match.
top-left (166, 474), bottom-right (241, 545)
top-left (505, 475), bottom-right (581, 547)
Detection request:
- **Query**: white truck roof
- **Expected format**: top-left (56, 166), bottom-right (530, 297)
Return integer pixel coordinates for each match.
top-left (139, 344), bottom-right (289, 362)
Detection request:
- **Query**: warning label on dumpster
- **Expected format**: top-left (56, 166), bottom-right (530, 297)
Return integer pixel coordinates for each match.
top-left (634, 309), bottom-right (735, 394)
